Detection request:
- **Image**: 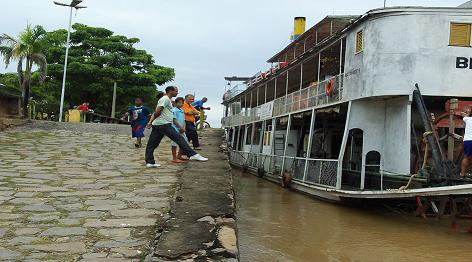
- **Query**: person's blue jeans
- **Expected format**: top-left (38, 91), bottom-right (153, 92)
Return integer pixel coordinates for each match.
top-left (145, 124), bottom-right (196, 164)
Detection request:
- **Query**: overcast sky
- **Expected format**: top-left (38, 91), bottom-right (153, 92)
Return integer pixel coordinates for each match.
top-left (0, 0), bottom-right (466, 126)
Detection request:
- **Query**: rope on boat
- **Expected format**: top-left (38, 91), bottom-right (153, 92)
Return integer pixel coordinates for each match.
top-left (422, 131), bottom-right (433, 170)
top-left (397, 132), bottom-right (431, 190)
top-left (398, 173), bottom-right (418, 190)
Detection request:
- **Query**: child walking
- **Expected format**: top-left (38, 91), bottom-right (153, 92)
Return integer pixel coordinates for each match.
top-left (127, 97), bottom-right (151, 148)
top-left (171, 97), bottom-right (188, 163)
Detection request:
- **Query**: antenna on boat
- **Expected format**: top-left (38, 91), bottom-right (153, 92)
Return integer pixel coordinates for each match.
top-left (384, 0), bottom-right (387, 8)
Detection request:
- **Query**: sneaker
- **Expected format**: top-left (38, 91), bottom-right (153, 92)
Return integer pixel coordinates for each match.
top-left (146, 163), bottom-right (161, 168)
top-left (190, 154), bottom-right (208, 161)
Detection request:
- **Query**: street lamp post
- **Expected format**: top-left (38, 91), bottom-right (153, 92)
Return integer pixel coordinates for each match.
top-left (54, 0), bottom-right (87, 122)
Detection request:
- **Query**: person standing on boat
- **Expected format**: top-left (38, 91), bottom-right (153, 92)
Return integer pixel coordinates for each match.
top-left (461, 108), bottom-right (472, 178)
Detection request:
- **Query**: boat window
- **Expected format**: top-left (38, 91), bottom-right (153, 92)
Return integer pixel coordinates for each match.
top-left (355, 30), bottom-right (363, 54)
top-left (228, 128), bottom-right (234, 145)
top-left (365, 151), bottom-right (381, 173)
top-left (253, 122), bottom-right (263, 147)
top-left (263, 121), bottom-right (273, 146)
top-left (449, 22), bottom-right (471, 47)
top-left (310, 106), bottom-right (347, 159)
top-left (266, 79), bottom-right (276, 102)
top-left (286, 112), bottom-right (312, 158)
top-left (237, 125), bottom-right (246, 151)
top-left (364, 150), bottom-right (382, 190)
top-left (273, 116), bottom-right (289, 156)
top-left (271, 117), bottom-right (289, 175)
top-left (232, 127), bottom-right (239, 150)
top-left (285, 112), bottom-right (313, 180)
top-left (230, 102), bottom-right (242, 115)
top-left (245, 124), bottom-right (253, 145)
top-left (342, 128), bottom-right (364, 171)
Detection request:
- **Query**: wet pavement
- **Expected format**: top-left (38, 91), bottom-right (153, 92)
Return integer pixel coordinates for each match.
top-left (0, 122), bottom-right (182, 261)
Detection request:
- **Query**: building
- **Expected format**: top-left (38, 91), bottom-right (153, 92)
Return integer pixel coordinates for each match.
top-left (0, 84), bottom-right (22, 118)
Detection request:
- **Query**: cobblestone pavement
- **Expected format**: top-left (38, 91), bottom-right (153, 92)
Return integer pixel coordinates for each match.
top-left (0, 123), bottom-right (182, 261)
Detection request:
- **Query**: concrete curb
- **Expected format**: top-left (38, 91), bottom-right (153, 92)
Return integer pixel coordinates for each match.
top-left (148, 129), bottom-right (238, 261)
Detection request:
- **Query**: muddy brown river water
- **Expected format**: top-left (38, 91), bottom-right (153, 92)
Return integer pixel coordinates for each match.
top-left (233, 171), bottom-right (472, 262)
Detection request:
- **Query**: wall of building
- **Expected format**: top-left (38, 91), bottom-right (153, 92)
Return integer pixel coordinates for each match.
top-left (0, 96), bottom-right (21, 117)
top-left (344, 10), bottom-right (472, 100)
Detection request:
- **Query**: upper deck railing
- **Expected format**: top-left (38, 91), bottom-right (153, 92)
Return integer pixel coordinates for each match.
top-left (223, 84), bottom-right (247, 102)
top-left (222, 73), bottom-right (344, 127)
top-left (223, 62), bottom-right (290, 103)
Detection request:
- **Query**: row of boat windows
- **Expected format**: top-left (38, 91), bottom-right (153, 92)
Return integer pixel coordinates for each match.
top-left (228, 107), bottom-right (381, 173)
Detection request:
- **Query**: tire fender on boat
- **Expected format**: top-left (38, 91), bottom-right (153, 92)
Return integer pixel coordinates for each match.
top-left (282, 172), bottom-right (292, 188)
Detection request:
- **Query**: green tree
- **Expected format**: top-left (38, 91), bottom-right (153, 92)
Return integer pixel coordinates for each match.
top-left (43, 23), bottom-right (175, 116)
top-left (0, 25), bottom-right (47, 116)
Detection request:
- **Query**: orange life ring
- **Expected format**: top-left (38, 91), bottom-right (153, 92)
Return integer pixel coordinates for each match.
top-left (326, 79), bottom-right (334, 97)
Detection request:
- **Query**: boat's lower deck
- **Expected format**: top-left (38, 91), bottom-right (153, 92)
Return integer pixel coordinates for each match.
top-left (230, 158), bottom-right (472, 202)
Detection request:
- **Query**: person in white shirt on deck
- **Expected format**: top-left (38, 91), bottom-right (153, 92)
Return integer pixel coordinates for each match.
top-left (461, 107), bottom-right (472, 178)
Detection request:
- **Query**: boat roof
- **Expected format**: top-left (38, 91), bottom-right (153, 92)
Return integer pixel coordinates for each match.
top-left (267, 15), bottom-right (358, 63)
top-left (224, 6), bottom-right (472, 104)
top-left (268, 6), bottom-right (472, 63)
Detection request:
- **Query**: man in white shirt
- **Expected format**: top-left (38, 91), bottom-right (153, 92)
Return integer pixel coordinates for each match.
top-left (144, 86), bottom-right (208, 168)
top-left (461, 108), bottom-right (472, 177)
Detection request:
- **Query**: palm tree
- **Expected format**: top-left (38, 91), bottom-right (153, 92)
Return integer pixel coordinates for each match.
top-left (0, 25), bottom-right (47, 117)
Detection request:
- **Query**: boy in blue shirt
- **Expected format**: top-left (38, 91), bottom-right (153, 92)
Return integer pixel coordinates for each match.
top-left (126, 97), bottom-right (151, 148)
top-left (171, 97), bottom-right (188, 163)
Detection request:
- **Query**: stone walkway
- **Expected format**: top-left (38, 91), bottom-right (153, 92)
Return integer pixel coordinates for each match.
top-left (151, 129), bottom-right (237, 261)
top-left (0, 122), bottom-right (182, 261)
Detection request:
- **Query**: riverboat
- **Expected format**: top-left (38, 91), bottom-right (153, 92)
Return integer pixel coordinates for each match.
top-left (221, 4), bottom-right (472, 216)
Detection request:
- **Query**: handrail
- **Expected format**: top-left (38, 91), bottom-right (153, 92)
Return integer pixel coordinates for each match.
top-left (222, 73), bottom-right (345, 127)
top-left (230, 150), bottom-right (338, 188)
top-left (230, 150), bottom-right (338, 163)
top-left (223, 84), bottom-right (247, 102)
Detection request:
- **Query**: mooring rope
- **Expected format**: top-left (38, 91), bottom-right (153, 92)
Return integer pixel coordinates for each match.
top-left (397, 131), bottom-right (433, 190)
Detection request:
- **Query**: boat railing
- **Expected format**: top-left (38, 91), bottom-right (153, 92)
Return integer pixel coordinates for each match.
top-left (222, 73), bottom-right (345, 127)
top-left (305, 158), bottom-right (338, 188)
top-left (229, 150), bottom-right (338, 188)
top-left (223, 84), bottom-right (247, 102)
top-left (273, 74), bottom-right (344, 117)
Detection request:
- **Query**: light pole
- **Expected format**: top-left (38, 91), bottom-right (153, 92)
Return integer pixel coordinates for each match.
top-left (54, 0), bottom-right (87, 122)
top-left (111, 81), bottom-right (117, 118)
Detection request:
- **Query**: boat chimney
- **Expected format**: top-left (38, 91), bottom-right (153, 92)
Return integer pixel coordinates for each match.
top-left (292, 17), bottom-right (306, 41)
